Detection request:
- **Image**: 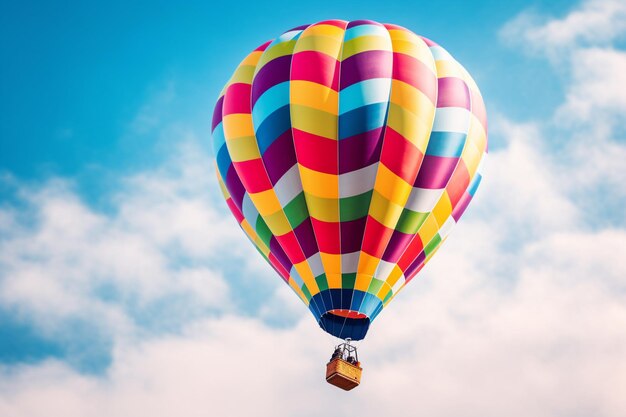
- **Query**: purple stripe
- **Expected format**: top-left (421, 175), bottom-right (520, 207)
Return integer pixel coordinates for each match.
top-left (270, 237), bottom-right (293, 272)
top-left (404, 251), bottom-right (426, 279)
top-left (340, 50), bottom-right (392, 89)
top-left (452, 191), bottom-right (472, 222)
top-left (381, 230), bottom-right (414, 263)
top-left (212, 96), bottom-right (224, 131)
top-left (262, 130), bottom-right (298, 184)
top-left (225, 166), bottom-right (246, 210)
top-left (348, 19), bottom-right (379, 27)
top-left (437, 77), bottom-right (470, 109)
top-left (251, 55), bottom-right (292, 106)
top-left (413, 155), bottom-right (458, 189)
top-left (340, 217), bottom-right (367, 253)
top-left (293, 219), bottom-right (319, 258)
top-left (338, 127), bottom-right (384, 174)
top-left (287, 24), bottom-right (310, 31)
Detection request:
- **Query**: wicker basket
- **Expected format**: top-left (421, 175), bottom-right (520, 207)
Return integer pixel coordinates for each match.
top-left (326, 358), bottom-right (362, 391)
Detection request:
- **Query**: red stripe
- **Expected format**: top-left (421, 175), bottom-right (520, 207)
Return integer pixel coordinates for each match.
top-left (254, 40), bottom-right (272, 51)
top-left (397, 235), bottom-right (424, 271)
top-left (275, 231), bottom-right (306, 264)
top-left (225, 198), bottom-right (244, 223)
top-left (380, 127), bottom-right (423, 184)
top-left (393, 52), bottom-right (437, 104)
top-left (310, 218), bottom-right (341, 254)
top-left (233, 159), bottom-right (273, 193)
top-left (291, 50), bottom-right (340, 91)
top-left (223, 83), bottom-right (252, 115)
top-left (293, 128), bottom-right (338, 174)
top-left (315, 19), bottom-right (348, 28)
top-left (446, 160), bottom-right (470, 208)
top-left (361, 216), bottom-right (394, 258)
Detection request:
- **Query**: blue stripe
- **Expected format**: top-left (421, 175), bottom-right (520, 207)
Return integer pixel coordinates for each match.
top-left (468, 173), bottom-right (482, 196)
top-left (343, 23), bottom-right (388, 41)
top-left (339, 78), bottom-right (391, 115)
top-left (212, 122), bottom-right (226, 157)
top-left (255, 105), bottom-right (291, 154)
top-left (216, 145), bottom-right (231, 183)
top-left (425, 131), bottom-right (467, 157)
top-left (252, 81), bottom-right (289, 128)
top-left (338, 102), bottom-right (388, 139)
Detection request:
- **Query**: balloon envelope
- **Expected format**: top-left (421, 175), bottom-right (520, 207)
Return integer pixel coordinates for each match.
top-left (212, 20), bottom-right (487, 340)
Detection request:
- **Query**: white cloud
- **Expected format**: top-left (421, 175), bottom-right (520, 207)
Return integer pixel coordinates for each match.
top-left (500, 0), bottom-right (626, 57)
top-left (555, 47), bottom-right (626, 124)
top-left (0, 140), bottom-right (250, 345)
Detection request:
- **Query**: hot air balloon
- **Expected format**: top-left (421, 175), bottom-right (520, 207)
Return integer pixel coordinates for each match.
top-left (211, 19), bottom-right (487, 390)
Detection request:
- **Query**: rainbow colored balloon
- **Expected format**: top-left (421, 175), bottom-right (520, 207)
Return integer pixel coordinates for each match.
top-left (212, 20), bottom-right (487, 341)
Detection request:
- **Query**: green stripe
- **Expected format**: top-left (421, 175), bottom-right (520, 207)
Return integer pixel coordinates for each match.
top-left (424, 233), bottom-right (442, 256)
top-left (396, 209), bottom-right (429, 234)
top-left (367, 278), bottom-right (384, 295)
top-left (300, 284), bottom-right (312, 301)
top-left (255, 217), bottom-right (273, 247)
top-left (341, 273), bottom-right (356, 288)
top-left (315, 274), bottom-right (329, 291)
top-left (283, 192), bottom-right (309, 228)
top-left (340, 190), bottom-right (372, 221)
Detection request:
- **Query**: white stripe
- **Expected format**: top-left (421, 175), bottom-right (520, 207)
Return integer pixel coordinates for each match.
top-left (242, 193), bottom-right (259, 225)
top-left (429, 45), bottom-right (454, 61)
top-left (306, 252), bottom-right (325, 277)
top-left (339, 163), bottom-right (379, 197)
top-left (432, 107), bottom-right (471, 133)
top-left (391, 275), bottom-right (406, 294)
top-left (374, 260), bottom-right (396, 281)
top-left (405, 188), bottom-right (444, 213)
top-left (341, 251), bottom-right (360, 273)
top-left (438, 216), bottom-right (455, 239)
top-left (289, 266), bottom-right (304, 287)
top-left (273, 164), bottom-right (303, 204)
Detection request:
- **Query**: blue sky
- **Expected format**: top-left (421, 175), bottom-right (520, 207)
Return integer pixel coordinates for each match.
top-left (1, 1), bottom-right (626, 416)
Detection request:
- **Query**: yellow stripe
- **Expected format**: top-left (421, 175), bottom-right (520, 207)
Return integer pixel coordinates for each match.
top-left (357, 252), bottom-right (379, 277)
top-left (290, 80), bottom-right (338, 114)
top-left (290, 105), bottom-right (338, 139)
top-left (294, 35), bottom-right (343, 56)
top-left (320, 252), bottom-right (342, 278)
top-left (432, 192), bottom-right (452, 227)
top-left (354, 272), bottom-right (372, 292)
top-left (341, 36), bottom-right (391, 60)
top-left (226, 136), bottom-right (261, 162)
top-left (249, 189), bottom-right (282, 216)
top-left (303, 193), bottom-right (340, 222)
top-left (299, 165), bottom-right (339, 198)
top-left (435, 60), bottom-right (466, 79)
top-left (255, 40), bottom-right (298, 74)
top-left (374, 164), bottom-right (413, 206)
top-left (326, 273), bottom-right (342, 289)
top-left (262, 210), bottom-right (293, 236)
top-left (390, 79), bottom-right (436, 116)
top-left (386, 102), bottom-right (433, 152)
top-left (299, 23), bottom-right (345, 39)
top-left (417, 214), bottom-right (439, 244)
top-left (368, 190), bottom-right (404, 228)
top-left (294, 261), bottom-right (320, 295)
top-left (223, 114), bottom-right (255, 138)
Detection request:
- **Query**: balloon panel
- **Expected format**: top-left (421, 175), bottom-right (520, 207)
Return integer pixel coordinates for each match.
top-left (212, 20), bottom-right (487, 340)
